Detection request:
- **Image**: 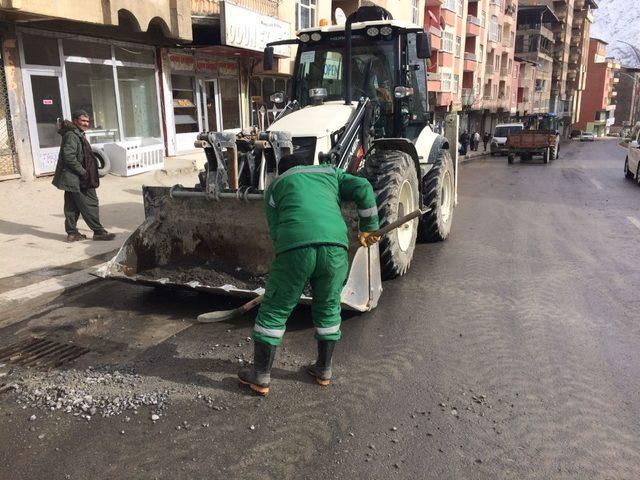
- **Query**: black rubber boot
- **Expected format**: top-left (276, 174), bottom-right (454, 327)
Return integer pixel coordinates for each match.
top-left (307, 340), bottom-right (336, 386)
top-left (238, 341), bottom-right (277, 395)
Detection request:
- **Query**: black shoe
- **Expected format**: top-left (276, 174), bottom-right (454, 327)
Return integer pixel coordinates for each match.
top-left (66, 232), bottom-right (87, 242)
top-left (93, 231), bottom-right (116, 241)
top-left (307, 340), bottom-right (336, 386)
top-left (238, 341), bottom-right (277, 395)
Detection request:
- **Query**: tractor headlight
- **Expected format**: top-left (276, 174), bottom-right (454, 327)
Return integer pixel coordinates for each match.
top-left (299, 33), bottom-right (310, 42)
top-left (311, 32), bottom-right (322, 41)
top-left (380, 26), bottom-right (393, 36)
top-left (366, 27), bottom-right (380, 37)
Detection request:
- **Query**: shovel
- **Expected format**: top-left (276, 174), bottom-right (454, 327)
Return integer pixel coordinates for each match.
top-left (196, 208), bottom-right (427, 323)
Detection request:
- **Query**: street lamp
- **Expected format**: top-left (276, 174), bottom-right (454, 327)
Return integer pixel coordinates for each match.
top-left (617, 40), bottom-right (640, 66)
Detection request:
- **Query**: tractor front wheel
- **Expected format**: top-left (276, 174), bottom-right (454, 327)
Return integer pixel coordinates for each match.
top-left (418, 148), bottom-right (455, 243)
top-left (364, 149), bottom-right (420, 280)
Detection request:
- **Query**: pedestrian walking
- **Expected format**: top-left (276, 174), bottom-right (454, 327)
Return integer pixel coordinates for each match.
top-left (238, 155), bottom-right (380, 395)
top-left (459, 131), bottom-right (470, 156)
top-left (483, 132), bottom-right (492, 152)
top-left (472, 131), bottom-right (481, 151)
top-left (52, 110), bottom-right (115, 242)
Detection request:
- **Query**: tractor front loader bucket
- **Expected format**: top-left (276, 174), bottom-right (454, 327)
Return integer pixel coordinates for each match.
top-left (95, 185), bottom-right (382, 312)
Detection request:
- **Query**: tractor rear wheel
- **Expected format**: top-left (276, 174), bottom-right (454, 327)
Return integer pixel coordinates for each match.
top-left (418, 148), bottom-right (454, 243)
top-left (364, 149), bottom-right (419, 280)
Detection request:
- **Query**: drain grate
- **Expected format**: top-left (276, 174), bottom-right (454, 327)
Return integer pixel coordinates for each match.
top-left (0, 337), bottom-right (89, 369)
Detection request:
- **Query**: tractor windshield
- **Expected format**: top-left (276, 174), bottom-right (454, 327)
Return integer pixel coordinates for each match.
top-left (294, 35), bottom-right (396, 109)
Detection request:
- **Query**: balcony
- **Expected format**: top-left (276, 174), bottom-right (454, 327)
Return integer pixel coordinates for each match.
top-left (428, 72), bottom-right (442, 92)
top-left (463, 53), bottom-right (478, 72)
top-left (500, 66), bottom-right (510, 77)
top-left (192, 0), bottom-right (278, 18)
top-left (461, 88), bottom-right (476, 106)
top-left (435, 92), bottom-right (453, 107)
top-left (430, 26), bottom-right (442, 51)
top-left (466, 16), bottom-right (482, 37)
top-left (438, 51), bottom-right (454, 68)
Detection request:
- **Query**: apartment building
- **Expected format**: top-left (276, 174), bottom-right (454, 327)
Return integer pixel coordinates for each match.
top-left (426, 0), bottom-right (518, 136)
top-left (516, 0), bottom-right (596, 135)
top-left (576, 38), bottom-right (620, 136)
top-left (612, 67), bottom-right (640, 133)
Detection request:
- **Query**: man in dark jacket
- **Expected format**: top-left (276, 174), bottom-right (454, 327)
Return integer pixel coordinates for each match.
top-left (52, 110), bottom-right (115, 242)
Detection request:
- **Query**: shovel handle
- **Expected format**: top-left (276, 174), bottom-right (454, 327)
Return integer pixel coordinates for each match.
top-left (371, 209), bottom-right (426, 238)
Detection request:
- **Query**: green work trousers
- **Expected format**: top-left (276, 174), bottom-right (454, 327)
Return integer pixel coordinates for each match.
top-left (253, 245), bottom-right (349, 346)
top-left (63, 189), bottom-right (105, 234)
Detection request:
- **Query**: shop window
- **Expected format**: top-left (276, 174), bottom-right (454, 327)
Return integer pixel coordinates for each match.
top-left (171, 74), bottom-right (198, 134)
top-left (219, 78), bottom-right (241, 130)
top-left (62, 39), bottom-right (111, 60)
top-left (114, 46), bottom-right (155, 65)
top-left (117, 66), bottom-right (161, 139)
top-left (22, 34), bottom-right (60, 66)
top-left (66, 62), bottom-right (119, 143)
top-left (295, 0), bottom-right (317, 30)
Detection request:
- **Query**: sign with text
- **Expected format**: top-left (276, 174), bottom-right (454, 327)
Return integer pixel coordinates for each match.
top-left (221, 2), bottom-right (291, 57)
top-left (168, 52), bottom-right (195, 72)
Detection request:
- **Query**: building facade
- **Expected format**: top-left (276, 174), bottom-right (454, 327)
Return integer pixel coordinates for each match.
top-left (612, 67), bottom-right (640, 134)
top-left (575, 38), bottom-right (620, 136)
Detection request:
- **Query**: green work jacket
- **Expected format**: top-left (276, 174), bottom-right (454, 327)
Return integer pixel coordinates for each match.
top-left (52, 121), bottom-right (87, 192)
top-left (264, 164), bottom-right (380, 255)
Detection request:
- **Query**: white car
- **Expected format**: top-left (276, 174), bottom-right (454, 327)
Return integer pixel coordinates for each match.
top-left (580, 132), bottom-right (595, 142)
top-left (624, 132), bottom-right (640, 184)
top-left (491, 123), bottom-right (524, 155)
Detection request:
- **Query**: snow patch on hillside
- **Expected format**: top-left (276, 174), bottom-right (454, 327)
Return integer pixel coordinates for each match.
top-left (590, 0), bottom-right (640, 67)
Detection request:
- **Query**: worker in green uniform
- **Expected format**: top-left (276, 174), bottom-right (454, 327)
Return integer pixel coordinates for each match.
top-left (238, 156), bottom-right (380, 395)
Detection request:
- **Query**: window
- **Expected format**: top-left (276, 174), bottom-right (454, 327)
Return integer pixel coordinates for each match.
top-left (412, 0), bottom-right (419, 24)
top-left (117, 66), bottom-right (160, 139)
top-left (457, 0), bottom-right (463, 17)
top-left (489, 16), bottom-right (499, 43)
top-left (442, 31), bottom-right (454, 53)
top-left (441, 71), bottom-right (452, 92)
top-left (296, 0), bottom-right (317, 30)
top-left (171, 74), bottom-right (198, 134)
top-left (455, 36), bottom-right (462, 57)
top-left (63, 39), bottom-right (111, 60)
top-left (114, 46), bottom-right (155, 65)
top-left (66, 63), bottom-right (119, 142)
top-left (22, 34), bottom-right (60, 66)
top-left (219, 78), bottom-right (241, 129)
top-left (453, 74), bottom-right (460, 94)
top-left (443, 0), bottom-right (455, 11)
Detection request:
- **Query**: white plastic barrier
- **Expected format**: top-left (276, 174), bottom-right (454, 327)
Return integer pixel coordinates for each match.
top-left (103, 138), bottom-right (164, 177)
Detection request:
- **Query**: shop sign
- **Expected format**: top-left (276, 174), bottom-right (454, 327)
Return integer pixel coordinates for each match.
top-left (168, 52), bottom-right (195, 71)
top-left (196, 58), bottom-right (239, 77)
top-left (222, 2), bottom-right (291, 57)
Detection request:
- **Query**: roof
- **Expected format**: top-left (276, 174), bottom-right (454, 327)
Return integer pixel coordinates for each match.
top-left (590, 37), bottom-right (609, 45)
top-left (298, 19), bottom-right (422, 35)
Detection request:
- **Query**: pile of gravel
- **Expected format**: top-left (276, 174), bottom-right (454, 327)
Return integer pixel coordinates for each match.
top-left (8, 365), bottom-right (169, 420)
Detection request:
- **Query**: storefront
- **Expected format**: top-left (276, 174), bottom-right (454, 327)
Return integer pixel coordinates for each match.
top-left (17, 29), bottom-right (162, 176)
top-left (162, 49), bottom-right (243, 155)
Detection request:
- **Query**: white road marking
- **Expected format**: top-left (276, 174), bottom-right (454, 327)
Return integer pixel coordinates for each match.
top-left (627, 216), bottom-right (640, 231)
top-left (589, 178), bottom-right (603, 190)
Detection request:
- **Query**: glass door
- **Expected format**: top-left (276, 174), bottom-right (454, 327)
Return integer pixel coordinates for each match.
top-left (219, 78), bottom-right (242, 130)
top-left (24, 71), bottom-right (67, 175)
top-left (202, 79), bottom-right (221, 133)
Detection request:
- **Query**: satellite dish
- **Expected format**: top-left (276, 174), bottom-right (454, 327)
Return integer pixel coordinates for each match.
top-left (335, 7), bottom-right (346, 26)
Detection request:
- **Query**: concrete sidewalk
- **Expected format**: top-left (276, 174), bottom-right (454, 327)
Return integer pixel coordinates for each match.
top-left (0, 153), bottom-right (206, 287)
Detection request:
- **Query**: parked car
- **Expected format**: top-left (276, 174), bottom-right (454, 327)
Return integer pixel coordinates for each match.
top-left (624, 131), bottom-right (640, 184)
top-left (491, 123), bottom-right (525, 155)
top-left (580, 132), bottom-right (595, 142)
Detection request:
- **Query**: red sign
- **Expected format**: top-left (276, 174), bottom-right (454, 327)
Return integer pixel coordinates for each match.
top-left (168, 53), bottom-right (195, 72)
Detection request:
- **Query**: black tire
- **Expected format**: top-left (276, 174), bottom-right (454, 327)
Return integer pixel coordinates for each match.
top-left (418, 149), bottom-right (454, 243)
top-left (92, 147), bottom-right (111, 177)
top-left (637, 164), bottom-right (640, 186)
top-left (507, 154), bottom-right (514, 164)
top-left (624, 157), bottom-right (634, 179)
top-left (364, 149), bottom-right (419, 280)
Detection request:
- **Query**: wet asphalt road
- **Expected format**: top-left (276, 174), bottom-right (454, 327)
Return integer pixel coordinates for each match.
top-left (1, 138), bottom-right (640, 479)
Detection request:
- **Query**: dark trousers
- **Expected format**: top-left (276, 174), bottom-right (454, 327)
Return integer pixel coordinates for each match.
top-left (64, 189), bottom-right (104, 234)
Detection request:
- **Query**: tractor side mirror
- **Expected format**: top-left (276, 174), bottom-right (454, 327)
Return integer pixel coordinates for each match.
top-left (263, 47), bottom-right (274, 71)
top-left (416, 32), bottom-right (431, 59)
